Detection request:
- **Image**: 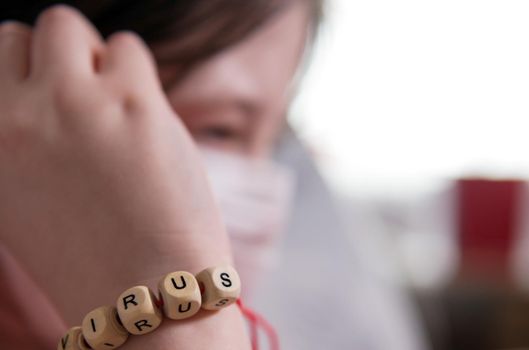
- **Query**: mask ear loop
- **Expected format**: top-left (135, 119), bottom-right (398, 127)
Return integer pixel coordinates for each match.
top-left (237, 299), bottom-right (279, 350)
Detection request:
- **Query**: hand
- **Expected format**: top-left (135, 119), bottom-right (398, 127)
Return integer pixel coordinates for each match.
top-left (0, 5), bottom-right (248, 349)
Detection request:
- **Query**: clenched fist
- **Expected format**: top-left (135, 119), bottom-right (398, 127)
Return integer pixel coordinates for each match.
top-left (0, 6), bottom-right (247, 349)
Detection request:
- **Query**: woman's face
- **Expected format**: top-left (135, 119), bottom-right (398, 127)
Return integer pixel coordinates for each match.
top-left (152, 1), bottom-right (311, 157)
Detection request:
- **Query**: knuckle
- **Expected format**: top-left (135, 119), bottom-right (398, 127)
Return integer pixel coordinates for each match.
top-left (0, 21), bottom-right (29, 35)
top-left (108, 31), bottom-right (148, 53)
top-left (0, 107), bottom-right (39, 152)
top-left (50, 78), bottom-right (89, 115)
top-left (108, 31), bottom-right (152, 61)
top-left (50, 78), bottom-right (118, 120)
top-left (106, 31), bottom-right (157, 82)
top-left (37, 5), bottom-right (80, 29)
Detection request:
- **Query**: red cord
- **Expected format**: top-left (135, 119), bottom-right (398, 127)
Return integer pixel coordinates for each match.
top-left (155, 295), bottom-right (278, 349)
top-left (238, 300), bottom-right (259, 349)
top-left (237, 299), bottom-right (279, 350)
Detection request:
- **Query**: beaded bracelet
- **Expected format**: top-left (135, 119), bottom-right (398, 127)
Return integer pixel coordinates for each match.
top-left (57, 265), bottom-right (241, 350)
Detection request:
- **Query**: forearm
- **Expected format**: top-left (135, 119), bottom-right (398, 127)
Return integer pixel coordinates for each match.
top-left (6, 200), bottom-right (231, 322)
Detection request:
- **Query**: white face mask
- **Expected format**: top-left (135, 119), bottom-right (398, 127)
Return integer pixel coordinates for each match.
top-left (199, 147), bottom-right (295, 298)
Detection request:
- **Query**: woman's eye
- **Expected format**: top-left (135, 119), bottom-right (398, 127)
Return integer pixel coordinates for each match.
top-left (201, 126), bottom-right (238, 140)
top-left (193, 125), bottom-right (247, 146)
top-left (192, 124), bottom-right (248, 152)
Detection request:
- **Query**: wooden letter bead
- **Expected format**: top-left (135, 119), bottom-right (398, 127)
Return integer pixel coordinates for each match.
top-left (158, 271), bottom-right (201, 320)
top-left (57, 327), bottom-right (85, 350)
top-left (116, 285), bottom-right (162, 335)
top-left (195, 265), bottom-right (241, 310)
top-left (81, 306), bottom-right (128, 350)
top-left (77, 334), bottom-right (93, 350)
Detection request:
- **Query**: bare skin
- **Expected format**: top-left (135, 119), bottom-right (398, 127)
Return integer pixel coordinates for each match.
top-left (0, 1), bottom-right (311, 349)
top-left (0, 6), bottom-right (247, 349)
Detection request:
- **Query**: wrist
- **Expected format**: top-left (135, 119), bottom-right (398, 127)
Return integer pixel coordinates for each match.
top-left (120, 305), bottom-right (251, 350)
top-left (52, 221), bottom-right (234, 325)
top-left (58, 264), bottom-right (250, 350)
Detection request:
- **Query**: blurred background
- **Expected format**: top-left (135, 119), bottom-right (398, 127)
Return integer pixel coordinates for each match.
top-left (290, 0), bottom-right (529, 349)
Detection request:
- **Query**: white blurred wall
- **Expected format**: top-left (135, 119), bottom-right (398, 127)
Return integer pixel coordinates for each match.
top-left (291, 0), bottom-right (529, 196)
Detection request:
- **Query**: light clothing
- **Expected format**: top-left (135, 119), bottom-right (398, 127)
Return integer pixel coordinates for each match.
top-left (248, 130), bottom-right (430, 350)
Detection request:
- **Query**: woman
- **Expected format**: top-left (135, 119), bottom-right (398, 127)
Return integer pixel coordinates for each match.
top-left (0, 1), bottom-right (427, 349)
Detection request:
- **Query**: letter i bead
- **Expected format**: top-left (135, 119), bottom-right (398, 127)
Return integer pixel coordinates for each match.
top-left (116, 286), bottom-right (163, 335)
top-left (57, 327), bottom-right (84, 350)
top-left (158, 271), bottom-right (201, 320)
top-left (81, 306), bottom-right (128, 349)
top-left (195, 265), bottom-right (241, 310)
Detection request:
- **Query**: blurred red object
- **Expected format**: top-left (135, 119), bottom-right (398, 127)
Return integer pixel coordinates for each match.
top-left (456, 178), bottom-right (524, 283)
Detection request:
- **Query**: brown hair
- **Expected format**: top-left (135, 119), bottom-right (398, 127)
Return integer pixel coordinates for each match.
top-left (2, 0), bottom-right (324, 70)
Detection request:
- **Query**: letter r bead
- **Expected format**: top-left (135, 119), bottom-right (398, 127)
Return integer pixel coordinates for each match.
top-left (116, 286), bottom-right (162, 335)
top-left (195, 265), bottom-right (241, 310)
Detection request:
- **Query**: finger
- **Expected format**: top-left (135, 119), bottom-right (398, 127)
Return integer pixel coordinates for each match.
top-left (0, 21), bottom-right (32, 81)
top-left (102, 31), bottom-right (160, 89)
top-left (31, 5), bottom-right (104, 79)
